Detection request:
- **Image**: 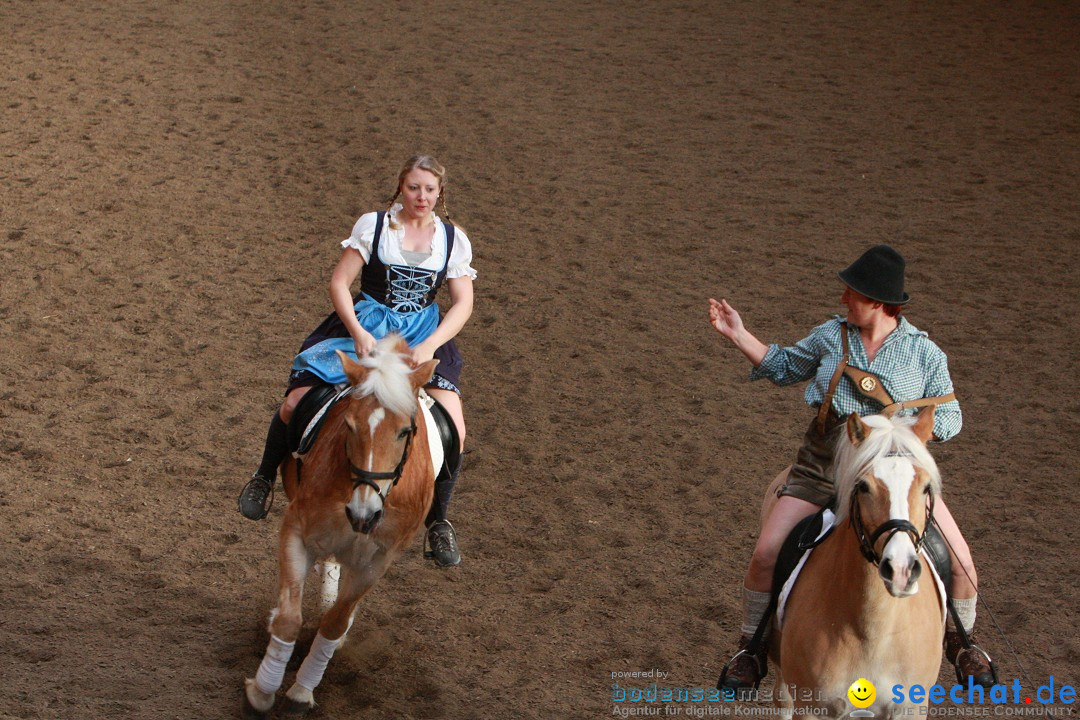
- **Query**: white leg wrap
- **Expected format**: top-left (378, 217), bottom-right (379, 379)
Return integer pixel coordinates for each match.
top-left (254, 634), bottom-right (296, 696)
top-left (295, 632), bottom-right (343, 692)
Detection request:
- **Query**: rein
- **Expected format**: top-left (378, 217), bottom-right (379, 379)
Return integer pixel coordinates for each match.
top-left (849, 454), bottom-right (936, 567)
top-left (348, 416), bottom-right (417, 506)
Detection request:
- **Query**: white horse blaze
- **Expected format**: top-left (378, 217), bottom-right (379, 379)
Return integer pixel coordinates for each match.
top-left (346, 408), bottom-right (388, 520)
top-left (367, 408), bottom-right (385, 467)
top-left (874, 456), bottom-right (920, 595)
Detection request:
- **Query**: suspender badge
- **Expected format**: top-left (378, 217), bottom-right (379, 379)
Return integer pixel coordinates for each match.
top-left (860, 377), bottom-right (878, 392)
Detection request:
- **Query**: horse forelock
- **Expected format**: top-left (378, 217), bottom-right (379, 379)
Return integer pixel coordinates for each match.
top-left (833, 414), bottom-right (941, 523)
top-left (348, 336), bottom-right (417, 418)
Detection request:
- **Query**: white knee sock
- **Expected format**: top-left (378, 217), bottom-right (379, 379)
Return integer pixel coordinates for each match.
top-left (948, 595), bottom-right (977, 633)
top-left (741, 588), bottom-right (772, 638)
top-left (255, 634), bottom-right (296, 695)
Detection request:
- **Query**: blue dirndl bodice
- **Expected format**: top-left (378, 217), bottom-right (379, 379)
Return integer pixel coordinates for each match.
top-left (289, 212), bottom-right (456, 386)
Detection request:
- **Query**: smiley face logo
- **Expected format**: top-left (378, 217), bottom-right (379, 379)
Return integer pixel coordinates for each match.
top-left (847, 678), bottom-right (876, 709)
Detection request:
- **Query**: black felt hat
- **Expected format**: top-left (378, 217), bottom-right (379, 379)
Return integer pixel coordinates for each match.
top-left (837, 244), bottom-right (910, 305)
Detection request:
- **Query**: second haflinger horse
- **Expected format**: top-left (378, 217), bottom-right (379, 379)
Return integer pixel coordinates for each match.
top-left (243, 336), bottom-right (443, 718)
top-left (765, 408), bottom-right (946, 718)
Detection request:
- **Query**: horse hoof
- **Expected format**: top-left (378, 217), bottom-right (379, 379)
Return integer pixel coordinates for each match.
top-left (242, 678), bottom-right (274, 719)
top-left (280, 697), bottom-right (315, 717)
top-left (240, 694), bottom-right (270, 720)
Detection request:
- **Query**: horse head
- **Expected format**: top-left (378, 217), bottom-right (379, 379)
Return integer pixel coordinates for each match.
top-left (835, 407), bottom-right (940, 598)
top-left (334, 336), bottom-right (437, 534)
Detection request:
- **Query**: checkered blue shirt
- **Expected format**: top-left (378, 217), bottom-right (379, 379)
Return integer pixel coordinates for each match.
top-left (750, 316), bottom-right (961, 441)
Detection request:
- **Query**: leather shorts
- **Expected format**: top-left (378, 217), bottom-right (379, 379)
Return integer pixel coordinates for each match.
top-left (778, 411), bottom-right (847, 509)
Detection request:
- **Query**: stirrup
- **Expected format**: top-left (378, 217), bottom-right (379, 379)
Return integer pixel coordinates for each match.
top-left (717, 648), bottom-right (766, 698)
top-left (953, 644), bottom-right (998, 687)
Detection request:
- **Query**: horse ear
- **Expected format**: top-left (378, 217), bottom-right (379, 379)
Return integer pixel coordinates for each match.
top-left (336, 350), bottom-right (370, 387)
top-left (912, 405), bottom-right (936, 444)
top-left (846, 413), bottom-right (869, 446)
top-left (409, 358), bottom-right (439, 391)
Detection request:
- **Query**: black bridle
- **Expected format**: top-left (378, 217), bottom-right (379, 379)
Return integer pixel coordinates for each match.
top-left (348, 416), bottom-right (417, 507)
top-left (849, 455), bottom-right (936, 567)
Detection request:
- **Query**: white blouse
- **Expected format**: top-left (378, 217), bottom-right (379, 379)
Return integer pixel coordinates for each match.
top-left (341, 205), bottom-right (477, 281)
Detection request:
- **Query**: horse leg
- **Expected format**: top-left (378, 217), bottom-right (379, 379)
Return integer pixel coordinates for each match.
top-left (244, 522), bottom-right (311, 716)
top-left (773, 661), bottom-right (794, 720)
top-left (282, 553), bottom-right (392, 715)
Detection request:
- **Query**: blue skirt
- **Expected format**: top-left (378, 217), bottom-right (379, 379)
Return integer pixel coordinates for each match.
top-left (286, 293), bottom-right (464, 394)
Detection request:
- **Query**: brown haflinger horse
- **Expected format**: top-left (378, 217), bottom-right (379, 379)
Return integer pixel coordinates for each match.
top-left (767, 408), bottom-right (945, 718)
top-left (243, 335), bottom-right (441, 718)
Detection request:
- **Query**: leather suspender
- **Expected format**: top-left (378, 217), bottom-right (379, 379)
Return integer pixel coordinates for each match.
top-left (817, 322), bottom-right (957, 434)
top-left (817, 326), bottom-right (851, 434)
top-left (881, 393), bottom-right (956, 416)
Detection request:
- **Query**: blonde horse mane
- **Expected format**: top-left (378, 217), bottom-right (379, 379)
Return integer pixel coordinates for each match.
top-left (832, 414), bottom-right (941, 523)
top-left (348, 335), bottom-right (418, 417)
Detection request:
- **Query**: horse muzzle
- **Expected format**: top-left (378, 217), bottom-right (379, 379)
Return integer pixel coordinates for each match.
top-left (880, 555), bottom-right (922, 597)
top-left (345, 506), bottom-right (382, 534)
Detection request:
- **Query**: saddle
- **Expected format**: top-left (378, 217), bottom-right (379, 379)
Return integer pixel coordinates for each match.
top-left (287, 384), bottom-right (343, 456)
top-left (771, 507), bottom-right (833, 597)
top-left (286, 382), bottom-right (460, 478)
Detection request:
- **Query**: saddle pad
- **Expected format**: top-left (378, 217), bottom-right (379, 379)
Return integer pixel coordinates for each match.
top-left (775, 510), bottom-right (946, 628)
top-left (420, 389), bottom-right (460, 475)
top-left (418, 390), bottom-right (445, 481)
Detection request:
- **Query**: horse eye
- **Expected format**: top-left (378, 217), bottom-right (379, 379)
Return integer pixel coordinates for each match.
top-left (923, 484), bottom-right (932, 495)
top-left (397, 428), bottom-right (411, 440)
top-left (857, 480), bottom-right (870, 493)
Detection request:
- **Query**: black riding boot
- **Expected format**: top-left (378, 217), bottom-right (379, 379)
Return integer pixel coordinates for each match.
top-left (425, 457), bottom-right (462, 566)
top-left (238, 411), bottom-right (289, 520)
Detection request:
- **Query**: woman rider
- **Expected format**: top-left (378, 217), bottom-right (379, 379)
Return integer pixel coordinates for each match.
top-left (238, 154), bottom-right (475, 568)
top-left (708, 245), bottom-right (994, 691)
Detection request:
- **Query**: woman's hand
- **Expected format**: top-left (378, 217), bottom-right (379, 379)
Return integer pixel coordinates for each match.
top-left (409, 340), bottom-right (436, 368)
top-left (353, 330), bottom-right (377, 358)
top-left (708, 298), bottom-right (744, 341)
